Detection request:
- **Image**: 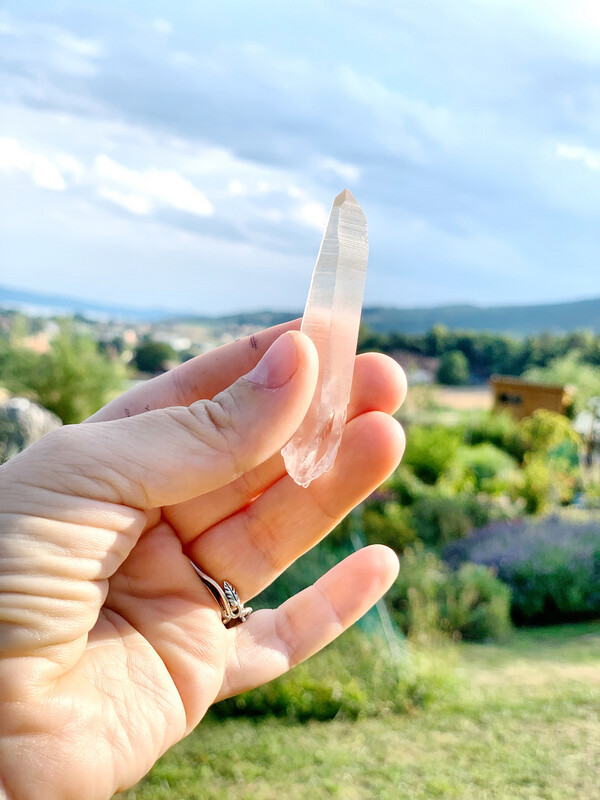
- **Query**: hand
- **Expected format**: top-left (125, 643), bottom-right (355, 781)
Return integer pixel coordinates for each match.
top-left (0, 322), bottom-right (406, 800)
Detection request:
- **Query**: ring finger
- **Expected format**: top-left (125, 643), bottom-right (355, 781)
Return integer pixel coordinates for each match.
top-left (186, 409), bottom-right (405, 603)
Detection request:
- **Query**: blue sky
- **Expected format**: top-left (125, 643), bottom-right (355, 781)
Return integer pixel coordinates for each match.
top-left (1, 0), bottom-right (599, 314)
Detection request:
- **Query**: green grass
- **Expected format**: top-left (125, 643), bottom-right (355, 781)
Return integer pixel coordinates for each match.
top-left (120, 623), bottom-right (600, 800)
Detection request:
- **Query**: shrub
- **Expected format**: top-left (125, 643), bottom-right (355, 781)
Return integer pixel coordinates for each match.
top-left (444, 510), bottom-right (600, 625)
top-left (442, 563), bottom-right (512, 642)
top-left (388, 546), bottom-right (511, 642)
top-left (515, 453), bottom-right (579, 514)
top-left (440, 443), bottom-right (519, 496)
top-left (211, 629), bottom-right (456, 720)
top-left (519, 409), bottom-right (580, 457)
top-left (519, 454), bottom-right (554, 514)
top-left (463, 410), bottom-right (527, 462)
top-left (410, 493), bottom-right (505, 549)
top-left (402, 425), bottom-right (461, 485)
top-left (386, 464), bottom-right (429, 506)
top-left (361, 502), bottom-right (417, 552)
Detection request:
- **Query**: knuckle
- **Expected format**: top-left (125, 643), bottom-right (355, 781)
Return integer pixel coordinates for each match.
top-left (186, 391), bottom-right (246, 475)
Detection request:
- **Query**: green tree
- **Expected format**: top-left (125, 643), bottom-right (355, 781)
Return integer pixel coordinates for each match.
top-left (134, 340), bottom-right (177, 374)
top-left (0, 326), bottom-right (126, 424)
top-left (436, 350), bottom-right (470, 385)
top-left (524, 353), bottom-right (600, 414)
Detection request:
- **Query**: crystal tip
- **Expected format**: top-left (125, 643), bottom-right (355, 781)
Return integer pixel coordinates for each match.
top-left (333, 188), bottom-right (358, 207)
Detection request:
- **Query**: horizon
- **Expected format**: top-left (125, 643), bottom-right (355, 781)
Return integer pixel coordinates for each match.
top-left (2, 281), bottom-right (600, 320)
top-left (1, 2), bottom-right (599, 314)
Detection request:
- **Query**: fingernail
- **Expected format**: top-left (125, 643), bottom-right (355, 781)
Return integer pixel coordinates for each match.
top-left (247, 332), bottom-right (299, 389)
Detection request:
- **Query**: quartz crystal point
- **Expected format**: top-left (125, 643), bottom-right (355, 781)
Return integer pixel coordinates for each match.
top-left (282, 188), bottom-right (368, 487)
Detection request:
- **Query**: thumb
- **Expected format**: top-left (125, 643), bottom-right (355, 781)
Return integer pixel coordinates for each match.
top-left (8, 331), bottom-right (318, 510)
top-left (0, 332), bottom-right (317, 665)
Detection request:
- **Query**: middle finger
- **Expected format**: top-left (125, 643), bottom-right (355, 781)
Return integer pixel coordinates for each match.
top-left (163, 352), bottom-right (406, 536)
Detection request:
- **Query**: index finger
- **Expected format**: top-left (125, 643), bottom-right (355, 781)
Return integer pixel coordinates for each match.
top-left (86, 319), bottom-right (300, 422)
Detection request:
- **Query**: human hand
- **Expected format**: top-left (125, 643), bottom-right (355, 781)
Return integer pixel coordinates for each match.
top-left (0, 322), bottom-right (406, 799)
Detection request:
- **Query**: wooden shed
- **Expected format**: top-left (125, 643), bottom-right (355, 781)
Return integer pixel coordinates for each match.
top-left (490, 375), bottom-right (573, 421)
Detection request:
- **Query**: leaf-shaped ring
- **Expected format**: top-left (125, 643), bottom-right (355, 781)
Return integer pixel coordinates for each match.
top-left (189, 560), bottom-right (252, 627)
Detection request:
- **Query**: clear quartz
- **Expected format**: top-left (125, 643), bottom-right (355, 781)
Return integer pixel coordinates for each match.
top-left (282, 188), bottom-right (368, 487)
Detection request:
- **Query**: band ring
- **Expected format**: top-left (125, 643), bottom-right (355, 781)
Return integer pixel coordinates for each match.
top-left (189, 559), bottom-right (252, 627)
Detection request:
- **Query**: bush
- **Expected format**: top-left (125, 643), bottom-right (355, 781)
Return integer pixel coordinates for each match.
top-left (463, 410), bottom-right (527, 462)
top-left (516, 453), bottom-right (579, 514)
top-left (410, 493), bottom-right (505, 549)
top-left (361, 502), bottom-right (418, 552)
top-left (386, 464), bottom-right (429, 506)
top-left (440, 443), bottom-right (519, 496)
top-left (402, 425), bottom-right (461, 485)
top-left (444, 510), bottom-right (600, 625)
top-left (519, 409), bottom-right (580, 457)
top-left (212, 629), bottom-right (456, 720)
top-left (443, 563), bottom-right (512, 642)
top-left (389, 546), bottom-right (511, 642)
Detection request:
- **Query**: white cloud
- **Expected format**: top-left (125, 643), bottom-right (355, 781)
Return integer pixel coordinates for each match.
top-left (98, 187), bottom-right (152, 215)
top-left (318, 157), bottom-right (361, 184)
top-left (152, 18), bottom-right (172, 35)
top-left (0, 136), bottom-right (66, 190)
top-left (556, 143), bottom-right (600, 171)
top-left (55, 31), bottom-right (103, 58)
top-left (94, 154), bottom-right (213, 216)
top-left (228, 179), bottom-right (247, 196)
top-left (295, 201), bottom-right (329, 230)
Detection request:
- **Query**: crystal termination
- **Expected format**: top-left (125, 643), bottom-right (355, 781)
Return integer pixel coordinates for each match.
top-left (282, 189), bottom-right (368, 487)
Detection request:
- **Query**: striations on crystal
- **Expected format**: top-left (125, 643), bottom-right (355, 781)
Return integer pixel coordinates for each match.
top-left (281, 188), bottom-right (368, 487)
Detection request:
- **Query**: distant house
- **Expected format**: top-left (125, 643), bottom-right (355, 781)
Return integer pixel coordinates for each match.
top-left (491, 375), bottom-right (574, 420)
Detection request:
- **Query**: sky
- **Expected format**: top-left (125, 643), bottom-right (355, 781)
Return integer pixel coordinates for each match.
top-left (0, 0), bottom-right (599, 315)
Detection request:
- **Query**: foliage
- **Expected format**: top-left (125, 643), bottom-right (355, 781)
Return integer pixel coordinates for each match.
top-left (402, 425), bottom-right (461, 485)
top-left (385, 463), bottom-right (430, 506)
top-left (440, 443), bottom-right (519, 495)
top-left (361, 502), bottom-right (418, 551)
top-left (518, 454), bottom-right (554, 514)
top-left (463, 410), bottom-right (527, 462)
top-left (444, 510), bottom-right (600, 624)
top-left (212, 629), bottom-right (455, 721)
top-left (133, 339), bottom-right (177, 373)
top-left (0, 326), bottom-right (127, 424)
top-left (360, 323), bottom-right (600, 380)
top-left (388, 546), bottom-right (511, 642)
top-left (524, 352), bottom-right (600, 414)
top-left (519, 408), bottom-right (581, 454)
top-left (443, 563), bottom-right (512, 642)
top-left (409, 493), bottom-right (506, 549)
top-left (436, 350), bottom-right (470, 385)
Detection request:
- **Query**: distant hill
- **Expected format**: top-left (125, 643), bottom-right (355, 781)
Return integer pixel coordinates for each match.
top-left (360, 298), bottom-right (600, 335)
top-left (173, 298), bottom-right (600, 336)
top-left (0, 285), bottom-right (169, 322)
top-left (2, 284), bottom-right (600, 336)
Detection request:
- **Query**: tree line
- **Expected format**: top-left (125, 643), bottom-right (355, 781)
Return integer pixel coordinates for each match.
top-left (359, 324), bottom-right (600, 384)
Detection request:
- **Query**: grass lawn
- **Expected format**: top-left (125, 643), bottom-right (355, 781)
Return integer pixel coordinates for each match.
top-left (121, 622), bottom-right (600, 800)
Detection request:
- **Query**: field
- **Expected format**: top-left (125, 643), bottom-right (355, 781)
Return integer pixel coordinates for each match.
top-left (121, 622), bottom-right (600, 800)
top-left (400, 384), bottom-right (493, 427)
top-left (433, 386), bottom-right (492, 412)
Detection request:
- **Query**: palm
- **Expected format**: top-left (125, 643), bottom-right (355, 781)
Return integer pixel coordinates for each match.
top-left (0, 323), bottom-right (406, 799)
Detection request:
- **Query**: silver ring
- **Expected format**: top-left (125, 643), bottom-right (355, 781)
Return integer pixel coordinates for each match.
top-left (189, 560), bottom-right (252, 627)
